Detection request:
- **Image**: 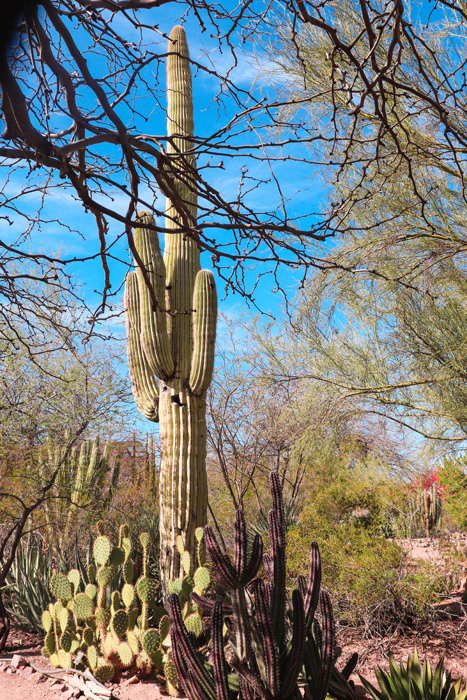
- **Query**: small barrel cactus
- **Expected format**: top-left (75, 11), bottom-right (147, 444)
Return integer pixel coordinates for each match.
top-left (419, 482), bottom-right (442, 537)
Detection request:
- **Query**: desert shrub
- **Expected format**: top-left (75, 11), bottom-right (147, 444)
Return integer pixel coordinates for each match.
top-left (437, 457), bottom-right (467, 530)
top-left (287, 504), bottom-right (446, 635)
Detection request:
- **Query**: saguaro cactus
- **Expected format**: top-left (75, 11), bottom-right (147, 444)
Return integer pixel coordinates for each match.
top-left (124, 25), bottom-right (217, 592)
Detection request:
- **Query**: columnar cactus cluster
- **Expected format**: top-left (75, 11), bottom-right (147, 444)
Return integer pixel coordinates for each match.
top-left (43, 436), bottom-right (117, 548)
top-left (169, 473), bottom-right (358, 700)
top-left (42, 521), bottom-right (170, 685)
top-left (124, 24), bottom-right (217, 591)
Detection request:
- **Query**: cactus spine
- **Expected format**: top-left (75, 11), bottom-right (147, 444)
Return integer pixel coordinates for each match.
top-left (124, 25), bottom-right (217, 592)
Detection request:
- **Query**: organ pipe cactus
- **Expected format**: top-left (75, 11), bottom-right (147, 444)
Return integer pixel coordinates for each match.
top-left (124, 24), bottom-right (217, 593)
top-left (169, 473), bottom-right (357, 700)
top-left (43, 435), bottom-right (115, 549)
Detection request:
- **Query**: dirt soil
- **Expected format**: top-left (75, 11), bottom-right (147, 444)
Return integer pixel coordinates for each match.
top-left (3, 536), bottom-right (467, 700)
top-left (0, 633), bottom-right (169, 700)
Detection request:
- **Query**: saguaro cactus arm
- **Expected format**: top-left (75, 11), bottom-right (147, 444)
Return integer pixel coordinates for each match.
top-left (124, 270), bottom-right (160, 422)
top-left (134, 212), bottom-right (174, 380)
top-left (189, 270), bottom-right (217, 395)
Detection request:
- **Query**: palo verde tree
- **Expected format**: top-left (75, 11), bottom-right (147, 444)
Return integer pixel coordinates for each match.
top-left (125, 26), bottom-right (217, 591)
top-left (250, 0), bottom-right (467, 452)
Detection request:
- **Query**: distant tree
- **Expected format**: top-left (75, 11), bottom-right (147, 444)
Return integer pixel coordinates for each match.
top-left (248, 0), bottom-right (467, 450)
top-left (205, 317), bottom-right (413, 532)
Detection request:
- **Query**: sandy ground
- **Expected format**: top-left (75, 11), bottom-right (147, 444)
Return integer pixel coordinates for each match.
top-left (0, 640), bottom-right (171, 700)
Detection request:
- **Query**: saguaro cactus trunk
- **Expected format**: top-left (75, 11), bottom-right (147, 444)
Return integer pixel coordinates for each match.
top-left (124, 26), bottom-right (217, 593)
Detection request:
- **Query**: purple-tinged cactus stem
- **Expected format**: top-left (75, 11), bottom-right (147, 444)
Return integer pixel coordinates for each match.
top-left (241, 533), bottom-right (263, 584)
top-left (204, 526), bottom-right (236, 589)
top-left (269, 510), bottom-right (286, 648)
top-left (239, 677), bottom-right (255, 700)
top-left (315, 591), bottom-right (335, 700)
top-left (234, 510), bottom-right (247, 579)
top-left (282, 589), bottom-right (305, 698)
top-left (304, 541), bottom-right (321, 631)
top-left (270, 472), bottom-right (286, 548)
top-left (169, 593), bottom-right (216, 698)
top-left (212, 603), bottom-right (230, 700)
top-left (254, 580), bottom-right (279, 697)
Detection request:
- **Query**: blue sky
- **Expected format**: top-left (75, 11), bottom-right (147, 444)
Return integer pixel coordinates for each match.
top-left (0, 3), bottom-right (329, 343)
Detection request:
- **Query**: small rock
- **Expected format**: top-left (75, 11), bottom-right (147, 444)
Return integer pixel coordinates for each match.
top-left (122, 675), bottom-right (139, 686)
top-left (11, 654), bottom-right (26, 669)
top-left (51, 681), bottom-right (68, 691)
top-left (31, 672), bottom-right (47, 682)
top-left (61, 689), bottom-right (80, 699)
top-left (20, 666), bottom-right (34, 678)
top-left (0, 663), bottom-right (9, 672)
top-left (6, 667), bottom-right (15, 674)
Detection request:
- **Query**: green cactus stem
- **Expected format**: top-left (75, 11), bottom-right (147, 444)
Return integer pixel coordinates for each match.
top-left (419, 482), bottom-right (442, 538)
top-left (124, 25), bottom-right (217, 594)
top-left (43, 435), bottom-right (114, 550)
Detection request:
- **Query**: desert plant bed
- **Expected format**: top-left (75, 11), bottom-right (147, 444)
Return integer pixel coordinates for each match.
top-left (3, 612), bottom-right (467, 700)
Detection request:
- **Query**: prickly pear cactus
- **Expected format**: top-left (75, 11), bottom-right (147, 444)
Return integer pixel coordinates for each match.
top-left (167, 527), bottom-right (209, 637)
top-left (124, 25), bottom-right (217, 594)
top-left (41, 521), bottom-right (167, 681)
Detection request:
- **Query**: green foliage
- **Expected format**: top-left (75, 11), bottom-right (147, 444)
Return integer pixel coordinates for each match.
top-left (360, 648), bottom-right (467, 700)
top-left (2, 538), bottom-right (53, 633)
top-left (282, 463), bottom-right (448, 633)
top-left (287, 507), bottom-right (445, 633)
top-left (41, 520), bottom-right (167, 679)
top-left (438, 456), bottom-right (467, 529)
